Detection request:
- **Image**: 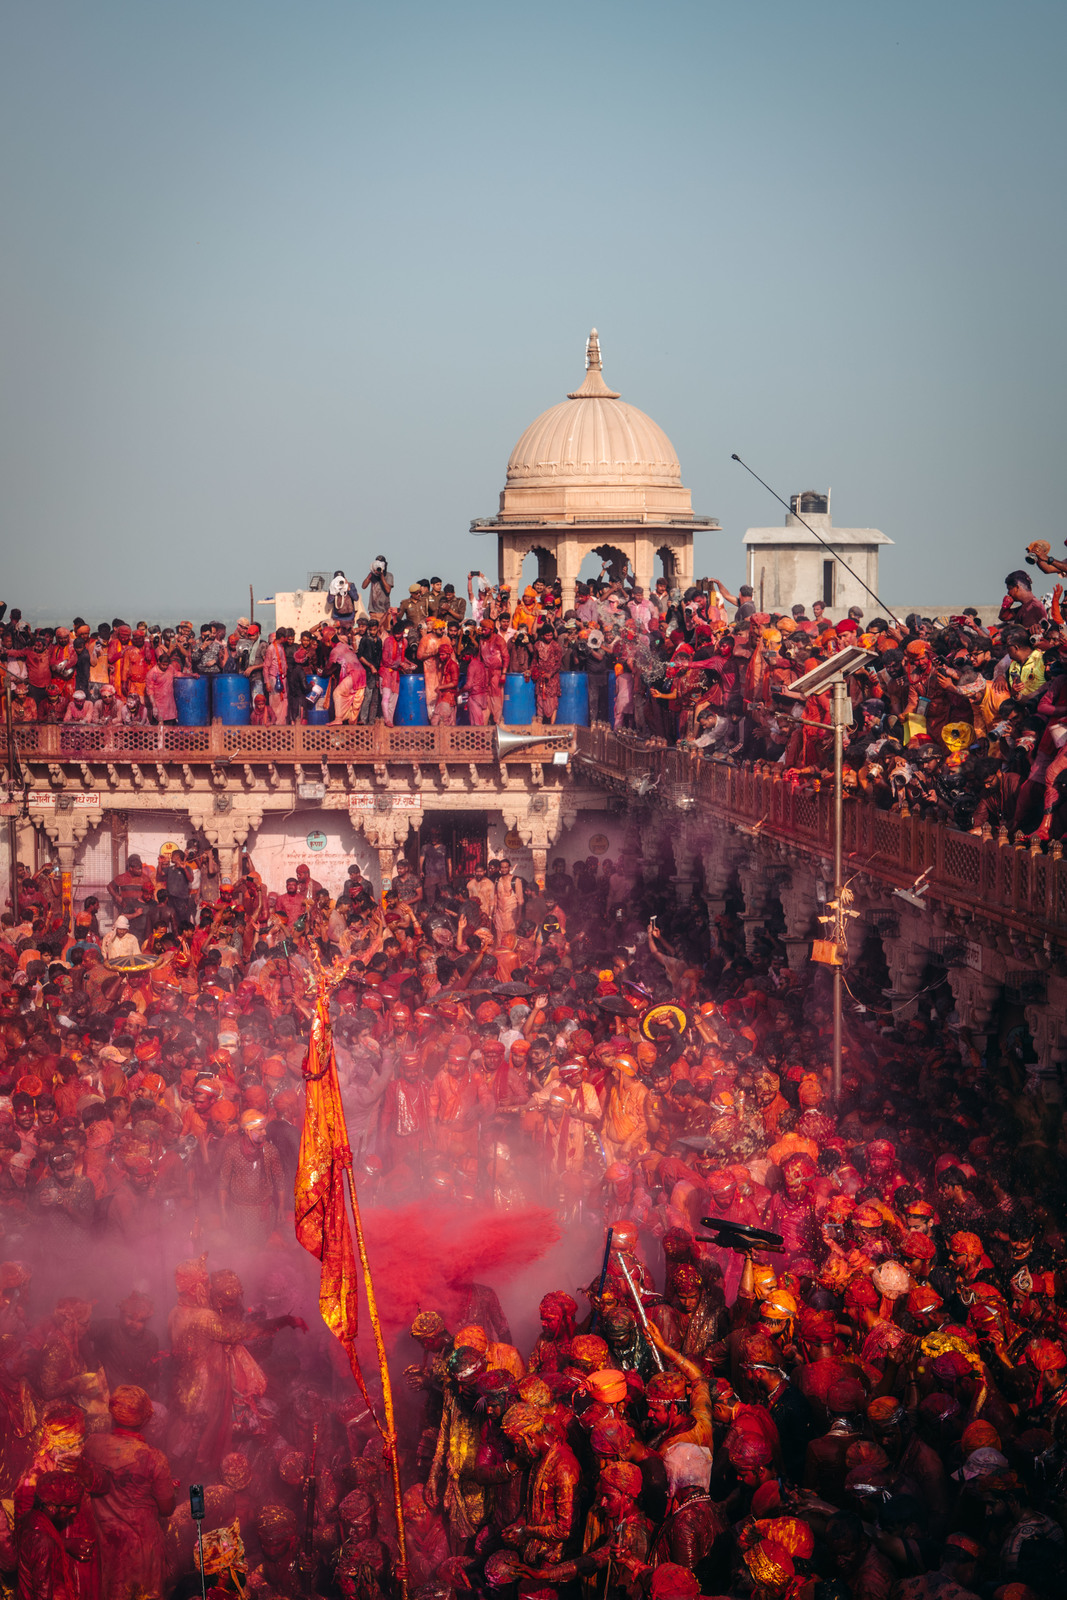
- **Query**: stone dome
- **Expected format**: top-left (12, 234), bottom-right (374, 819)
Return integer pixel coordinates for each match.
top-left (505, 330), bottom-right (683, 489)
top-left (497, 331), bottom-right (693, 524)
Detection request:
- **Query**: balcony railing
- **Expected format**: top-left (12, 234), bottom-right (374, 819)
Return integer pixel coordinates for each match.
top-left (574, 726), bottom-right (1067, 937)
top-left (6, 722), bottom-right (574, 765)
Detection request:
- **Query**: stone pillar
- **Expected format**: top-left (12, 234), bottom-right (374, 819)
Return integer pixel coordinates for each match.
top-left (736, 857), bottom-right (774, 957)
top-left (944, 965), bottom-right (1001, 1046)
top-left (500, 536), bottom-right (524, 599)
top-left (360, 813), bottom-right (415, 891)
top-left (186, 804), bottom-right (264, 887)
top-left (557, 535), bottom-right (580, 618)
top-left (639, 814), bottom-right (672, 886)
top-left (634, 532), bottom-right (655, 601)
top-left (1024, 986), bottom-right (1067, 1100)
top-left (700, 837), bottom-right (736, 952)
top-left (671, 848), bottom-right (698, 906)
top-left (880, 915), bottom-right (932, 1023)
top-left (778, 867), bottom-right (820, 972)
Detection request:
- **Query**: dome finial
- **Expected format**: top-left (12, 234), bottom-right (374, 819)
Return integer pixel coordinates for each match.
top-left (568, 326), bottom-right (620, 400)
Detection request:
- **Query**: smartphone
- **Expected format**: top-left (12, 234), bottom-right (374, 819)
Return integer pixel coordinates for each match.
top-left (190, 1484), bottom-right (206, 1521)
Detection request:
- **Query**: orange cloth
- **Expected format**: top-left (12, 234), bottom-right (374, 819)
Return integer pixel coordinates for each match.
top-left (294, 986), bottom-right (363, 1386)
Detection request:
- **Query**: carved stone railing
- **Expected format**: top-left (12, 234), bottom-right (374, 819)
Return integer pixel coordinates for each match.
top-left (575, 726), bottom-right (1067, 937)
top-left (6, 722), bottom-right (574, 766)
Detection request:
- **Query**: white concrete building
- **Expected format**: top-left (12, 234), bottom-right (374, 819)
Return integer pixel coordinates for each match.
top-left (743, 491), bottom-right (892, 619)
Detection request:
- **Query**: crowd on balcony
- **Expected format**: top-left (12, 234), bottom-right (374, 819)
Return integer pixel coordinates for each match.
top-left (2, 809), bottom-right (1067, 1600)
top-left (2, 549), bottom-right (1065, 834)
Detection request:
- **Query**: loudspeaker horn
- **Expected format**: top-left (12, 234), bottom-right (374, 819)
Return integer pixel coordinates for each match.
top-left (495, 727), bottom-right (573, 759)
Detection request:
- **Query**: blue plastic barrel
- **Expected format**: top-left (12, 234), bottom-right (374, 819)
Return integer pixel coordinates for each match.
top-left (503, 673), bottom-right (536, 725)
top-left (212, 674), bottom-right (251, 726)
top-left (557, 672), bottom-right (589, 727)
top-left (395, 675), bottom-right (428, 726)
top-left (306, 675), bottom-right (331, 726)
top-left (174, 675), bottom-right (210, 727)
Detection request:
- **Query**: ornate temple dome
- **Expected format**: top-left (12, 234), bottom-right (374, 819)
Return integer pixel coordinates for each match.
top-left (497, 331), bottom-right (693, 523)
top-left (505, 330), bottom-right (683, 489)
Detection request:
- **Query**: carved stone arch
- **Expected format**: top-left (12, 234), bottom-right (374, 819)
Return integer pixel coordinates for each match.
top-left (590, 543), bottom-right (629, 583)
top-left (524, 544), bottom-right (558, 584)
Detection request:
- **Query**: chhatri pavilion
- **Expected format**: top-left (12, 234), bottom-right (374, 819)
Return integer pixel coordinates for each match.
top-left (471, 330), bottom-right (720, 610)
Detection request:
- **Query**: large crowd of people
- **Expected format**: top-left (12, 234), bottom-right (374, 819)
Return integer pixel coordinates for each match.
top-left (4, 551), bottom-right (1067, 836)
top-left (1, 808), bottom-right (1067, 1600)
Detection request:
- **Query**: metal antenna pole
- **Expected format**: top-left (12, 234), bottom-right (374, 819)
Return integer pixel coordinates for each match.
top-left (832, 679), bottom-right (846, 1100)
top-left (4, 678), bottom-right (19, 923)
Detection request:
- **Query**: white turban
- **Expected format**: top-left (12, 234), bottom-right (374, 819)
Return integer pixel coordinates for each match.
top-left (662, 1441), bottom-right (712, 1492)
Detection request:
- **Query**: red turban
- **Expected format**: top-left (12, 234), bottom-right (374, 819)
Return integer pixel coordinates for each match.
top-left (827, 1378), bottom-right (867, 1414)
top-left (726, 1425), bottom-right (773, 1469)
top-left (932, 1350), bottom-right (974, 1383)
top-left (844, 1276), bottom-right (880, 1310)
top-left (110, 1386), bottom-right (153, 1428)
top-left (650, 1565), bottom-right (700, 1600)
top-left (798, 1306), bottom-right (836, 1342)
top-left (37, 1472), bottom-right (83, 1507)
top-left (600, 1461), bottom-right (642, 1498)
top-left (903, 1231), bottom-right (937, 1262)
top-left (1025, 1338), bottom-right (1067, 1372)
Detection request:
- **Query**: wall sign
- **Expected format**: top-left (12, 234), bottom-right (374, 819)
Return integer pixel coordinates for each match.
top-left (348, 794), bottom-right (422, 811)
top-left (26, 792), bottom-right (100, 810)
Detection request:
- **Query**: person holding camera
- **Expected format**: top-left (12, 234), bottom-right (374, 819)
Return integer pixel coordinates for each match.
top-left (361, 556), bottom-right (394, 619)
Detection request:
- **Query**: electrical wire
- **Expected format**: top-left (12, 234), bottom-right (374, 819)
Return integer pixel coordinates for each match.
top-left (731, 454), bottom-right (902, 628)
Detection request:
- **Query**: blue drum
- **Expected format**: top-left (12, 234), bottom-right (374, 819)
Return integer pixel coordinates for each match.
top-left (212, 674), bottom-right (251, 726)
top-left (556, 672), bottom-right (589, 726)
top-left (395, 674), bottom-right (429, 726)
top-left (502, 673), bottom-right (536, 725)
top-left (173, 675), bottom-right (210, 727)
top-left (306, 675), bottom-right (331, 726)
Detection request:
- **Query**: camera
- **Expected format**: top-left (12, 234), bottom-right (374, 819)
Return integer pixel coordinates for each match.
top-left (190, 1485), bottom-right (206, 1521)
top-left (372, 557), bottom-right (385, 573)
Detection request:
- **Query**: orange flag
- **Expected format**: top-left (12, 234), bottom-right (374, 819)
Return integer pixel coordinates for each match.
top-left (294, 985), bottom-right (362, 1379)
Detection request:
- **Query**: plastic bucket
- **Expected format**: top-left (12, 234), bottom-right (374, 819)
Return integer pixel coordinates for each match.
top-left (173, 675), bottom-right (210, 727)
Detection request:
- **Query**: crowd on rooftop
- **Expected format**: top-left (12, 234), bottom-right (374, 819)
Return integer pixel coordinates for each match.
top-left (1, 798), bottom-right (1067, 1600)
top-left (4, 543), bottom-right (1067, 836)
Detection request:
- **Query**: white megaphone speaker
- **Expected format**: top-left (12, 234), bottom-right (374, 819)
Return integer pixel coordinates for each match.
top-left (494, 727), bottom-right (573, 760)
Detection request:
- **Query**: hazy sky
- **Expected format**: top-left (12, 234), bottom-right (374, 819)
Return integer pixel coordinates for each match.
top-left (2, 0), bottom-right (1063, 623)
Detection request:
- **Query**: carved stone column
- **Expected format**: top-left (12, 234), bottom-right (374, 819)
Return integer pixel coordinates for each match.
top-left (359, 812), bottom-right (415, 889)
top-left (880, 914), bottom-right (932, 1023)
top-left (736, 855), bottom-right (776, 956)
top-left (943, 965), bottom-right (1002, 1049)
top-left (638, 813), bottom-right (672, 887)
top-left (1024, 984), bottom-right (1067, 1099)
top-left (777, 866), bottom-right (820, 971)
top-left (670, 829), bottom-right (700, 906)
top-left (556, 536), bottom-right (580, 620)
top-left (186, 803), bottom-right (264, 886)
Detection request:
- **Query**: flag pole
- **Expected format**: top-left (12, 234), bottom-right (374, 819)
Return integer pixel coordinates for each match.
top-left (344, 1163), bottom-right (409, 1600)
top-left (304, 962), bottom-right (409, 1600)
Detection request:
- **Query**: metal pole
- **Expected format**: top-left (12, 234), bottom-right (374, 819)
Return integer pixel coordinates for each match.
top-left (196, 1520), bottom-right (207, 1600)
top-left (832, 679), bottom-right (845, 1100)
top-left (4, 678), bottom-right (19, 923)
